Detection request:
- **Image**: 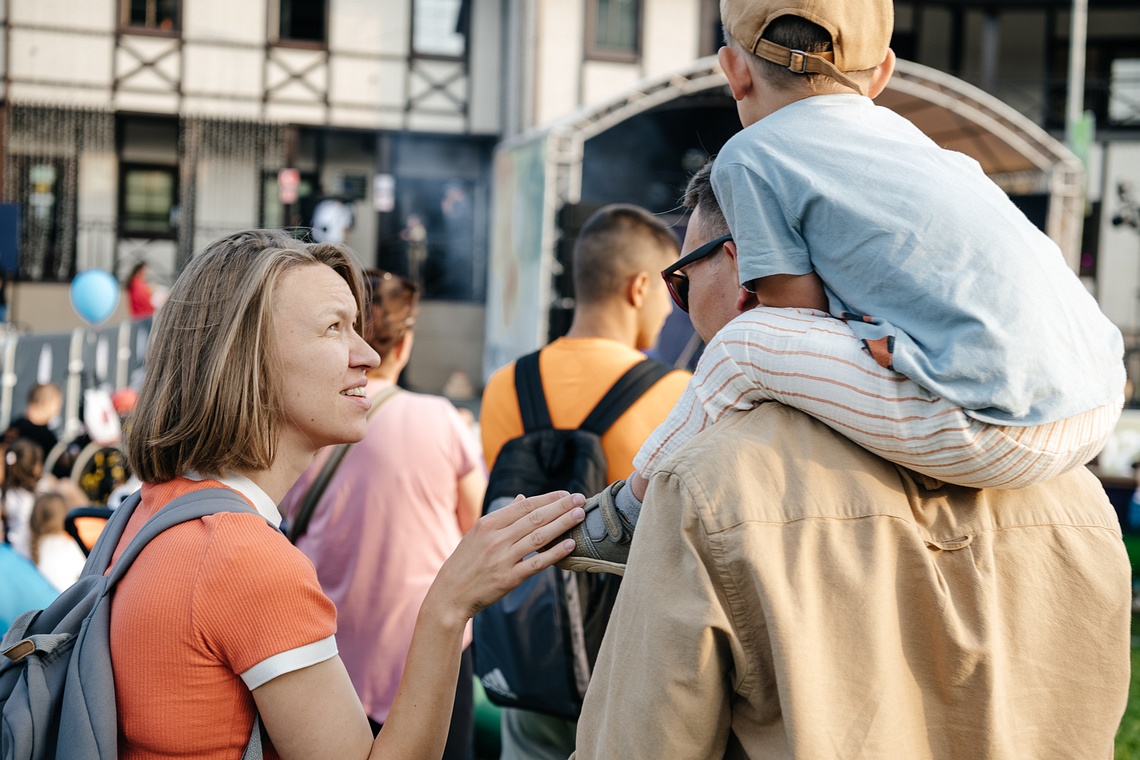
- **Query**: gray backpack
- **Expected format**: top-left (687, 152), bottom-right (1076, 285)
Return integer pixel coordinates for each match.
top-left (0, 487), bottom-right (266, 760)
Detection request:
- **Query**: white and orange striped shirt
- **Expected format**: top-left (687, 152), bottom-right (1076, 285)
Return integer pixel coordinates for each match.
top-left (635, 307), bottom-right (1121, 490)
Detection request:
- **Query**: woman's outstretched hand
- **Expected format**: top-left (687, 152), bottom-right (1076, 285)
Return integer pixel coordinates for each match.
top-left (426, 491), bottom-right (586, 627)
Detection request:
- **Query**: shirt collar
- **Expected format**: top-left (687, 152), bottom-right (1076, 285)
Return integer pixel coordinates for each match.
top-left (184, 471), bottom-right (283, 528)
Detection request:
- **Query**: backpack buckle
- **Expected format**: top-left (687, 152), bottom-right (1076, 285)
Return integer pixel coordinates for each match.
top-left (2, 639), bottom-right (35, 663)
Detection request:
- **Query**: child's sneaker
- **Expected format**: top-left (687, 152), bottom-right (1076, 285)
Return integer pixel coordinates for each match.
top-left (555, 480), bottom-right (635, 576)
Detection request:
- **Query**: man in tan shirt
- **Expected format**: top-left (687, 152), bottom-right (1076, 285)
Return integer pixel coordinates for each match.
top-left (571, 163), bottom-right (1132, 759)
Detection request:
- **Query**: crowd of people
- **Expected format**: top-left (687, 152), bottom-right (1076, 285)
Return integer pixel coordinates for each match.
top-left (0, 383), bottom-right (93, 629)
top-left (0, 0), bottom-right (1133, 756)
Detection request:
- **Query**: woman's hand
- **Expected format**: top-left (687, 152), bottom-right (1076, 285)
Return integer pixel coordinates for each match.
top-left (423, 490), bottom-right (586, 629)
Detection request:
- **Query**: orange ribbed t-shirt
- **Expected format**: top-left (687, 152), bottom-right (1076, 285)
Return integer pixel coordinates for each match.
top-left (109, 478), bottom-right (337, 759)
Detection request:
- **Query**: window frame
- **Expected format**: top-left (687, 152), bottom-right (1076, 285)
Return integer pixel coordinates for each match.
top-left (117, 162), bottom-right (180, 241)
top-left (118, 0), bottom-right (181, 37)
top-left (410, 0), bottom-right (470, 61)
top-left (271, 0), bottom-right (330, 50)
top-left (584, 0), bottom-right (642, 64)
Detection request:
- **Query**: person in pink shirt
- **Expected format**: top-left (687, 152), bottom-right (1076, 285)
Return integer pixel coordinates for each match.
top-left (281, 269), bottom-right (486, 760)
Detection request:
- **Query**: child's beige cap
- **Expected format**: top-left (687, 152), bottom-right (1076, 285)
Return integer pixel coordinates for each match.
top-left (720, 0), bottom-right (894, 92)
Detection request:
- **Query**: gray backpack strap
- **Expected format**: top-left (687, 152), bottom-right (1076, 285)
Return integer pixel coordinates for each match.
top-left (241, 714), bottom-right (264, 760)
top-left (104, 488), bottom-right (261, 587)
top-left (100, 486), bottom-right (267, 758)
top-left (81, 489), bottom-right (145, 577)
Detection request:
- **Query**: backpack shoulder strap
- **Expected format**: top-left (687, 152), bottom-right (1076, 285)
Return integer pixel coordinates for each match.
top-left (514, 350), bottom-right (552, 433)
top-left (82, 488), bottom-right (144, 577)
top-left (580, 359), bottom-right (672, 436)
top-left (104, 488), bottom-right (262, 587)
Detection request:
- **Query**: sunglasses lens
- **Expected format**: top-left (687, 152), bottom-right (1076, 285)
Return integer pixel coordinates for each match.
top-left (665, 273), bottom-right (689, 313)
top-left (661, 234), bottom-right (730, 315)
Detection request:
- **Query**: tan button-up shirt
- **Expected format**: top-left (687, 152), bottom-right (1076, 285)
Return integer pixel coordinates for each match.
top-left (574, 404), bottom-right (1130, 759)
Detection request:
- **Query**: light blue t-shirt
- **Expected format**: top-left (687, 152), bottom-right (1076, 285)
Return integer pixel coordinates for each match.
top-left (0, 543), bottom-right (59, 632)
top-left (713, 94), bottom-right (1124, 425)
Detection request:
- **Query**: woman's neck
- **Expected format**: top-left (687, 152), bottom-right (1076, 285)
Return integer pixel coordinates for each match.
top-left (234, 450), bottom-right (312, 504)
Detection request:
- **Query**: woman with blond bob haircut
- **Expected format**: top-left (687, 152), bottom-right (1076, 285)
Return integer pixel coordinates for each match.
top-left (111, 229), bottom-right (586, 760)
top-left (127, 231), bottom-right (363, 481)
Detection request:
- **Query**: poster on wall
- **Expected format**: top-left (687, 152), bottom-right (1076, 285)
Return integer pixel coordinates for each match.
top-left (483, 137), bottom-right (552, 383)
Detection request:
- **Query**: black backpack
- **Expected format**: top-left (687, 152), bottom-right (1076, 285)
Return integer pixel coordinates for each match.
top-left (473, 349), bottom-right (671, 720)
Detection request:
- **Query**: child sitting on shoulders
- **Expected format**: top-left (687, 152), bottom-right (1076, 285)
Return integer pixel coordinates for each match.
top-left (559, 0), bottom-right (1123, 574)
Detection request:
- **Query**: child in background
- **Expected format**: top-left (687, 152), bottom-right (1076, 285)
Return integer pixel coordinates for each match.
top-left (29, 491), bottom-right (85, 591)
top-left (0, 438), bottom-right (44, 559)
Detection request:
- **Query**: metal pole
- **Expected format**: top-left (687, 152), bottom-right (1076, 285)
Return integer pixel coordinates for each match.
top-left (1065, 0), bottom-right (1087, 146)
top-left (981, 11), bottom-right (1000, 94)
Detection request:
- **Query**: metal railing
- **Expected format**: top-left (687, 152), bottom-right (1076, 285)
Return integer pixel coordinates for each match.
top-left (0, 317), bottom-right (151, 440)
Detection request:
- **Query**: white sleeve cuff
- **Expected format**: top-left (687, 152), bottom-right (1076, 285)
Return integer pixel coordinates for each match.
top-left (241, 635), bottom-right (339, 690)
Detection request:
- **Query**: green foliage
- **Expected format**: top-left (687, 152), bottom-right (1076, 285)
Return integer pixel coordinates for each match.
top-left (1119, 536), bottom-right (1140, 758)
top-left (1123, 534), bottom-right (1140, 577)
top-left (1117, 649), bottom-right (1140, 759)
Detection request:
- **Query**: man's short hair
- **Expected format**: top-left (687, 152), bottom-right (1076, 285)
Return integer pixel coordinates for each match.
top-left (126, 229), bottom-right (366, 484)
top-left (572, 204), bottom-right (679, 306)
top-left (727, 16), bottom-right (875, 93)
top-left (683, 161), bottom-right (731, 239)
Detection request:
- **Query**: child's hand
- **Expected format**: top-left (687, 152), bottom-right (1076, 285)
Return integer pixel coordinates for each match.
top-left (424, 491), bottom-right (586, 627)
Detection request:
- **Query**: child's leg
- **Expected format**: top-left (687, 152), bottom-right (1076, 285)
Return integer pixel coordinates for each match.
top-left (961, 399), bottom-right (1121, 489)
top-left (648, 306), bottom-right (1117, 489)
top-left (632, 327), bottom-right (767, 478)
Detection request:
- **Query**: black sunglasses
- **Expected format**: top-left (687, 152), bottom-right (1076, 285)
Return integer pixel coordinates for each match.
top-left (661, 234), bottom-right (732, 313)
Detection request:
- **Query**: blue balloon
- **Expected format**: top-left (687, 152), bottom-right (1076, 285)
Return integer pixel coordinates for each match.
top-left (70, 269), bottom-right (121, 325)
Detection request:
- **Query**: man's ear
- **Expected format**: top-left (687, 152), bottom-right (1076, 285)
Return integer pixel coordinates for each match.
top-left (718, 45), bottom-right (754, 102)
top-left (866, 48), bottom-right (896, 99)
top-left (722, 240), bottom-right (759, 312)
top-left (736, 286), bottom-right (760, 313)
top-left (627, 271), bottom-right (650, 308)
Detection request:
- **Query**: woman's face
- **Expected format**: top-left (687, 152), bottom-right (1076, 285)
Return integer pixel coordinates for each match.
top-left (272, 264), bottom-right (380, 461)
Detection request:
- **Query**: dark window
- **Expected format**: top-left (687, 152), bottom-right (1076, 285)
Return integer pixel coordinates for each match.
top-left (279, 0), bottom-right (327, 45)
top-left (123, 0), bottom-right (178, 32)
top-left (1109, 57), bottom-right (1140, 127)
top-left (11, 156), bottom-right (77, 281)
top-left (390, 178), bottom-right (478, 301)
top-left (586, 0), bottom-right (640, 62)
top-left (119, 165), bottom-right (178, 238)
top-left (413, 0), bottom-right (469, 58)
top-left (376, 134), bottom-right (495, 303)
top-left (1080, 200), bottom-right (1102, 280)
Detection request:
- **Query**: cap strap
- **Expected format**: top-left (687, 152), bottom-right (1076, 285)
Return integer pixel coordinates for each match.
top-left (753, 39), bottom-right (866, 95)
